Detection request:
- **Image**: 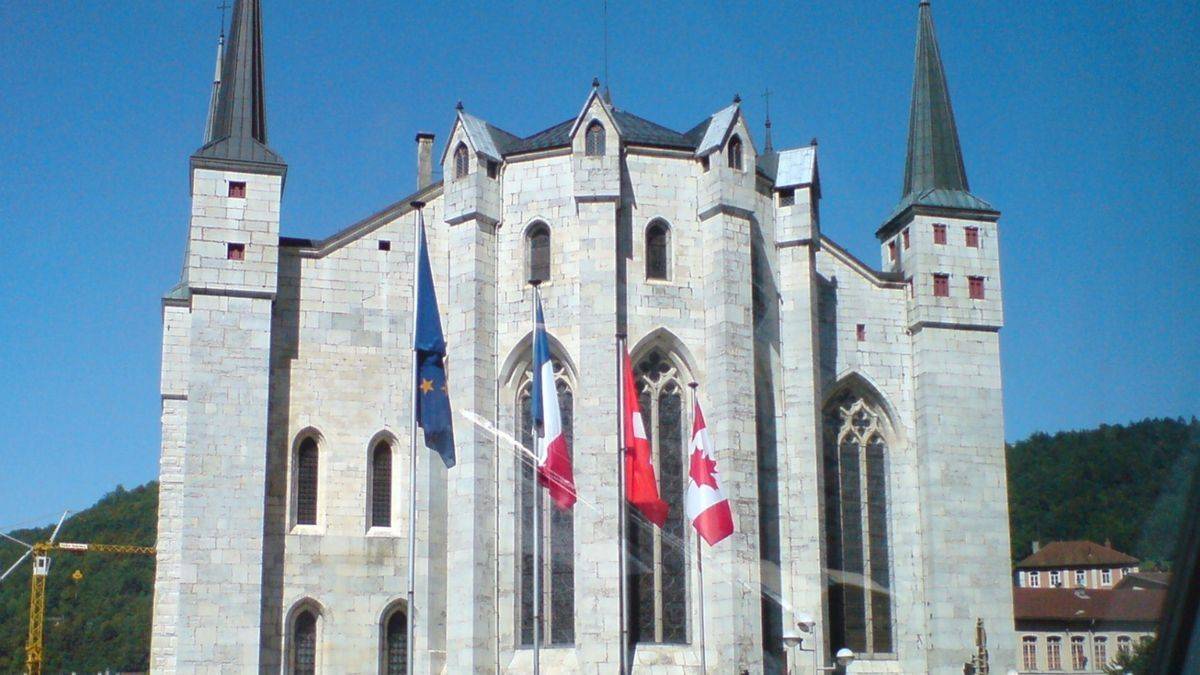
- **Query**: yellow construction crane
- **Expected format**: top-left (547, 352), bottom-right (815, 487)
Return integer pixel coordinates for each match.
top-left (0, 511), bottom-right (156, 675)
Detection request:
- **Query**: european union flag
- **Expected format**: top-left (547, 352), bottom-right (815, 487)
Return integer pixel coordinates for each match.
top-left (413, 207), bottom-right (455, 468)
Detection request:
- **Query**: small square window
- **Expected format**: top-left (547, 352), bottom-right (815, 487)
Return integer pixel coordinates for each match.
top-left (969, 275), bottom-right (985, 300)
top-left (700, 156), bottom-right (710, 172)
top-left (378, 240), bottom-right (391, 251)
top-left (227, 243), bottom-right (245, 261)
top-left (933, 223), bottom-right (947, 245)
top-left (778, 188), bottom-right (795, 207)
top-left (856, 324), bottom-right (866, 342)
top-left (228, 181), bottom-right (246, 198)
top-left (965, 226), bottom-right (980, 248)
top-left (933, 273), bottom-right (949, 297)
top-left (486, 160), bottom-right (499, 179)
top-left (888, 240), bottom-right (897, 262)
top-left (903, 228), bottom-right (910, 249)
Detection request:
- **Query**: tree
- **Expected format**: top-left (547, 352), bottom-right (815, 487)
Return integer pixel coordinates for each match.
top-left (1106, 636), bottom-right (1156, 675)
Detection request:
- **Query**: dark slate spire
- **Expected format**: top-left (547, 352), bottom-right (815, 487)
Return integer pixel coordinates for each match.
top-left (903, 0), bottom-right (967, 196)
top-left (884, 1), bottom-right (992, 231)
top-left (193, 0), bottom-right (285, 171)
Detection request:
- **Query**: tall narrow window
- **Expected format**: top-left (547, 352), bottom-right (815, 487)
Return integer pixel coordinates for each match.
top-left (628, 349), bottom-right (688, 644)
top-left (1050, 570), bottom-right (1062, 587)
top-left (902, 228), bottom-right (910, 249)
top-left (1071, 636), bottom-right (1087, 670)
top-left (527, 222), bottom-right (551, 283)
top-left (517, 360), bottom-right (575, 645)
top-left (645, 220), bottom-right (670, 281)
top-left (1074, 569), bottom-right (1086, 587)
top-left (965, 226), bottom-right (980, 248)
top-left (585, 120), bottom-right (606, 156)
top-left (888, 241), bottom-right (897, 262)
top-left (454, 142), bottom-right (470, 179)
top-left (291, 610), bottom-right (317, 675)
top-left (1094, 636), bottom-right (1108, 669)
top-left (296, 438), bottom-right (319, 526)
top-left (1022, 636), bottom-right (1039, 671)
top-left (933, 223), bottom-right (947, 244)
top-left (1117, 636), bottom-right (1131, 655)
top-left (384, 609), bottom-right (407, 675)
top-left (1102, 568), bottom-right (1112, 585)
top-left (727, 135), bottom-right (743, 170)
top-left (1047, 636), bottom-right (1062, 670)
top-left (823, 389), bottom-right (894, 656)
top-left (1028, 571), bottom-right (1040, 588)
top-left (371, 441), bottom-right (392, 528)
top-left (933, 273), bottom-right (950, 298)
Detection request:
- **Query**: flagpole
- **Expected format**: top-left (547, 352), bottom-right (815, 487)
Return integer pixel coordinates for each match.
top-left (405, 200), bottom-right (425, 675)
top-left (530, 280), bottom-right (543, 675)
top-left (616, 333), bottom-right (629, 674)
top-left (689, 381), bottom-right (708, 675)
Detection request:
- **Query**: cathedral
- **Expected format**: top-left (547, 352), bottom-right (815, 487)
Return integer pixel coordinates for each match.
top-left (150, 0), bottom-right (1016, 672)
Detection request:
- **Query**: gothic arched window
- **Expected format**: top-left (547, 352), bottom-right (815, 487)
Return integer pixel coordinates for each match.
top-left (628, 349), bottom-right (688, 644)
top-left (295, 437), bottom-right (319, 526)
top-left (645, 220), bottom-right (670, 281)
top-left (527, 222), bottom-right (551, 283)
top-left (585, 120), bottom-right (606, 156)
top-left (383, 608), bottom-right (407, 674)
top-left (370, 440), bottom-right (392, 528)
top-left (516, 359), bottom-right (575, 645)
top-left (454, 142), bottom-right (470, 179)
top-left (823, 389), bottom-right (894, 656)
top-left (727, 135), bottom-right (744, 171)
top-left (291, 610), bottom-right (317, 675)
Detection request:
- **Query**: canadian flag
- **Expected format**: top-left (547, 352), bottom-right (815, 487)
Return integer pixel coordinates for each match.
top-left (622, 348), bottom-right (669, 527)
top-left (532, 298), bottom-right (575, 510)
top-left (685, 399), bottom-right (734, 546)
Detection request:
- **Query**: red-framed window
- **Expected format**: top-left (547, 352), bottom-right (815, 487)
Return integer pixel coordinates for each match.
top-left (856, 324), bottom-right (866, 342)
top-left (228, 181), bottom-right (246, 198)
top-left (226, 243), bottom-right (245, 261)
top-left (888, 240), bottom-right (897, 261)
top-left (902, 228), bottom-right (910, 249)
top-left (965, 226), bottom-right (980, 248)
top-left (933, 223), bottom-right (947, 245)
top-left (969, 275), bottom-right (985, 300)
top-left (933, 273), bottom-right (950, 297)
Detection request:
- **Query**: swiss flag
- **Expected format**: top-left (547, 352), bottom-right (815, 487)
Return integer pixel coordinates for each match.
top-left (685, 399), bottom-right (734, 546)
top-left (622, 348), bottom-right (669, 527)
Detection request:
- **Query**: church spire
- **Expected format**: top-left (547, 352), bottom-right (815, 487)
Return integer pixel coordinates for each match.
top-left (202, 32), bottom-right (225, 145)
top-left (902, 0), bottom-right (968, 197)
top-left (193, 0), bottom-right (285, 169)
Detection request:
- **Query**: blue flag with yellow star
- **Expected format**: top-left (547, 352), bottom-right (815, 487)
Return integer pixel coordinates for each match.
top-left (413, 209), bottom-right (455, 468)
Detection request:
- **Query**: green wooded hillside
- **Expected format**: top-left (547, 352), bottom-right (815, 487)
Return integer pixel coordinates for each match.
top-left (1006, 417), bottom-right (1199, 565)
top-left (0, 483), bottom-right (157, 673)
top-left (0, 417), bottom-right (1196, 668)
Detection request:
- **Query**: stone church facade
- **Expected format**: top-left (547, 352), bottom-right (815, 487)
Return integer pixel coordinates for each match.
top-left (150, 1), bottom-right (1016, 672)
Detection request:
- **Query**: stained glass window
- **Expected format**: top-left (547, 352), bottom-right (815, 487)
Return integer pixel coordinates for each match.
top-left (517, 360), bottom-right (575, 645)
top-left (385, 609), bottom-right (407, 674)
top-left (823, 390), bottom-right (893, 656)
top-left (296, 438), bottom-right (318, 525)
top-left (291, 610), bottom-right (316, 674)
top-left (585, 121), bottom-right (606, 156)
top-left (627, 349), bottom-right (689, 644)
top-left (646, 220), bottom-right (670, 281)
top-left (371, 441), bottom-right (392, 528)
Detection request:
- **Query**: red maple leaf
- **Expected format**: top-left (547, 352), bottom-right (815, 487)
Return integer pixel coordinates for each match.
top-left (689, 449), bottom-right (720, 489)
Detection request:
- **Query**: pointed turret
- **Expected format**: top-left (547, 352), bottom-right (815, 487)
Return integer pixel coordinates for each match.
top-left (202, 33), bottom-right (224, 145)
top-left (882, 0), bottom-right (991, 234)
top-left (192, 0), bottom-right (285, 172)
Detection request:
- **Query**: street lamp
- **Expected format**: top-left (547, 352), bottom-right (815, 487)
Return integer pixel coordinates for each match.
top-left (782, 616), bottom-right (856, 674)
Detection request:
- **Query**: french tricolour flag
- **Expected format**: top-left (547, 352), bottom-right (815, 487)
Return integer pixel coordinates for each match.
top-left (531, 297), bottom-right (576, 510)
top-left (685, 399), bottom-right (734, 546)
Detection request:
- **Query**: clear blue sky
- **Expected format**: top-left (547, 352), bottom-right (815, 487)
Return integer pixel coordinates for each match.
top-left (0, 1), bottom-right (1196, 528)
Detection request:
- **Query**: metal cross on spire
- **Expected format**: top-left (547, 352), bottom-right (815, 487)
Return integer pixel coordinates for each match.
top-left (218, 1), bottom-right (231, 38)
top-left (762, 88), bottom-right (774, 153)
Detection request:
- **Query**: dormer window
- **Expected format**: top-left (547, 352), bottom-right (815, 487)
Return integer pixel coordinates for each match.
top-left (585, 121), bottom-right (606, 156)
top-left (727, 135), bottom-right (743, 171)
top-left (778, 188), bottom-right (795, 207)
top-left (454, 143), bottom-right (470, 179)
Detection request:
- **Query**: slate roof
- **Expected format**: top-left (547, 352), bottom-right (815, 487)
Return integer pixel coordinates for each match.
top-left (457, 106), bottom-right (720, 159)
top-left (1013, 588), bottom-right (1165, 624)
top-left (773, 146), bottom-right (818, 188)
top-left (1016, 541), bottom-right (1140, 569)
top-left (882, 1), bottom-right (990, 231)
top-left (695, 103), bottom-right (739, 156)
top-left (192, 0), bottom-right (285, 170)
